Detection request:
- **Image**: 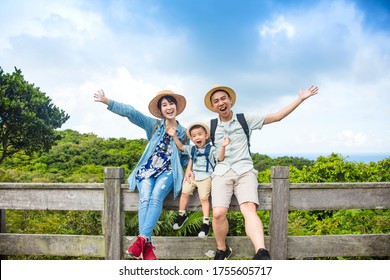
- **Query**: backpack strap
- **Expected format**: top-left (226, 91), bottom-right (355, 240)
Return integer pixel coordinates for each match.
top-left (191, 145), bottom-right (196, 160)
top-left (236, 113), bottom-right (251, 154)
top-left (203, 144), bottom-right (215, 172)
top-left (210, 118), bottom-right (218, 146)
top-left (150, 120), bottom-right (160, 139)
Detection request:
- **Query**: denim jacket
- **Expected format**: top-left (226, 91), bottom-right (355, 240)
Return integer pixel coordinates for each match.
top-left (107, 100), bottom-right (188, 198)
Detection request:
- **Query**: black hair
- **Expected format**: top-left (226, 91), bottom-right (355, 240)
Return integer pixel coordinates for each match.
top-left (157, 95), bottom-right (177, 110)
top-left (189, 125), bottom-right (207, 135)
top-left (210, 89), bottom-right (231, 103)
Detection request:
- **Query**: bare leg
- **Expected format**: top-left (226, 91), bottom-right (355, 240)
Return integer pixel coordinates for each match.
top-left (178, 193), bottom-right (189, 211)
top-left (240, 202), bottom-right (266, 252)
top-left (200, 198), bottom-right (210, 218)
top-left (212, 206), bottom-right (229, 250)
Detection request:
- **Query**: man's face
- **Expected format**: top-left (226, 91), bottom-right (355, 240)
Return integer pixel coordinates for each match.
top-left (210, 90), bottom-right (233, 119)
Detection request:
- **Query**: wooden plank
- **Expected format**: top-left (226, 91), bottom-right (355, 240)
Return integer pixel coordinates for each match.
top-left (287, 234), bottom-right (390, 258)
top-left (269, 166), bottom-right (290, 259)
top-left (0, 209), bottom-right (6, 260)
top-left (1, 233), bottom-right (388, 259)
top-left (1, 182), bottom-right (388, 211)
top-left (123, 236), bottom-right (271, 259)
top-left (0, 184), bottom-right (104, 210)
top-left (103, 167), bottom-right (123, 260)
top-left (0, 183), bottom-right (103, 189)
top-left (0, 233), bottom-right (104, 257)
top-left (289, 186), bottom-right (390, 210)
top-left (0, 209), bottom-right (5, 233)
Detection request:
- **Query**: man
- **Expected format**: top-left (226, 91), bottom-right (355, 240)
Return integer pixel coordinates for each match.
top-left (204, 84), bottom-right (319, 260)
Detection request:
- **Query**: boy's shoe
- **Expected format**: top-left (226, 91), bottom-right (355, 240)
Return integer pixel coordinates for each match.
top-left (253, 248), bottom-right (271, 260)
top-left (214, 245), bottom-right (232, 260)
top-left (172, 213), bottom-right (188, 230)
top-left (143, 242), bottom-right (157, 260)
top-left (126, 235), bottom-right (146, 259)
top-left (198, 222), bottom-right (210, 238)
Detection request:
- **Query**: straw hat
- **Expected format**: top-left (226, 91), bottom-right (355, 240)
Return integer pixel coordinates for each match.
top-left (148, 89), bottom-right (186, 118)
top-left (204, 85), bottom-right (236, 112)
top-left (186, 122), bottom-right (211, 139)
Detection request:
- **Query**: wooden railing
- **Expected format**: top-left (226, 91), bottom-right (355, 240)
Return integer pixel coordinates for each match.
top-left (0, 166), bottom-right (389, 259)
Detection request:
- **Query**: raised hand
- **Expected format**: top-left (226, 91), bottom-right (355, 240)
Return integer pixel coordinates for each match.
top-left (166, 126), bottom-right (177, 137)
top-left (93, 89), bottom-right (110, 105)
top-left (222, 137), bottom-right (230, 147)
top-left (299, 85), bottom-right (319, 101)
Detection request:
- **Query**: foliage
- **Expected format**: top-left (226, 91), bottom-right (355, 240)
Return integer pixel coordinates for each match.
top-left (252, 153), bottom-right (314, 172)
top-left (7, 210), bottom-right (102, 235)
top-left (0, 67), bottom-right (69, 164)
top-left (0, 129), bottom-right (146, 182)
top-left (288, 209), bottom-right (390, 236)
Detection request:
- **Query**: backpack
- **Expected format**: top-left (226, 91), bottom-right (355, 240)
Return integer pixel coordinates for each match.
top-left (210, 113), bottom-right (251, 153)
top-left (190, 144), bottom-right (215, 172)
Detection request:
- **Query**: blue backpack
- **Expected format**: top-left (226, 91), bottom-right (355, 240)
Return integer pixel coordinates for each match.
top-left (190, 144), bottom-right (215, 172)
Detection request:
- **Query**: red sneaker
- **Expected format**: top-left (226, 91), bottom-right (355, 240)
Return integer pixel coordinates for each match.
top-left (143, 242), bottom-right (157, 260)
top-left (126, 236), bottom-right (146, 259)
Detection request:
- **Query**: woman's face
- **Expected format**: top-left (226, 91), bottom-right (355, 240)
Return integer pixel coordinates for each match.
top-left (159, 97), bottom-right (177, 120)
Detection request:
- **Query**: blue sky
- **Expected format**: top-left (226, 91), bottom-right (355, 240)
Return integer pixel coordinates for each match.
top-left (1, 0), bottom-right (389, 156)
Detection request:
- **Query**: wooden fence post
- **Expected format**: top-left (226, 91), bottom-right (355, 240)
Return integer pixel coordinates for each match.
top-left (103, 167), bottom-right (124, 260)
top-left (0, 209), bottom-right (6, 260)
top-left (269, 166), bottom-right (290, 260)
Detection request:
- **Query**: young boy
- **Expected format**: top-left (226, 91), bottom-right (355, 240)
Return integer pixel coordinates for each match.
top-left (166, 122), bottom-right (230, 237)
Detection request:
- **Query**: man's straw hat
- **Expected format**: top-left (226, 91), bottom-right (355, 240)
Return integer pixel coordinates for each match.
top-left (204, 85), bottom-right (236, 112)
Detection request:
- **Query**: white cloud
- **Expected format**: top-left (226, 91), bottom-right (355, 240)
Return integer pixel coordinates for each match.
top-left (57, 67), bottom-right (163, 139)
top-left (0, 0), bottom-right (105, 51)
top-left (260, 16), bottom-right (295, 38)
top-left (333, 130), bottom-right (368, 147)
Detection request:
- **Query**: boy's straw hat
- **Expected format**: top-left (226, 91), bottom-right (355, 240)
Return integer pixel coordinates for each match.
top-left (204, 85), bottom-right (236, 112)
top-left (186, 122), bottom-right (211, 139)
top-left (148, 89), bottom-right (186, 118)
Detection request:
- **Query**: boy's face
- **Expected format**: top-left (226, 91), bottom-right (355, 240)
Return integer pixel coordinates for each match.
top-left (190, 127), bottom-right (208, 148)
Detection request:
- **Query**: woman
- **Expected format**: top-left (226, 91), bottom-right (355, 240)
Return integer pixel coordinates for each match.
top-left (94, 89), bottom-right (188, 260)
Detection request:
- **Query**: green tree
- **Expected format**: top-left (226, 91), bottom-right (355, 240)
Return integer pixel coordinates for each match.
top-left (0, 67), bottom-right (69, 164)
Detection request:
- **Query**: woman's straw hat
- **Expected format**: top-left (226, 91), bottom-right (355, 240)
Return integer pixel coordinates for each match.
top-left (148, 89), bottom-right (186, 118)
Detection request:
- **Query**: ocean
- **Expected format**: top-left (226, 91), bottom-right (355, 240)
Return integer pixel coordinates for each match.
top-left (267, 153), bottom-right (389, 164)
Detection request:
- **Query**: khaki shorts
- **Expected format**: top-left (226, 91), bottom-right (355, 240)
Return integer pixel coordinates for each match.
top-left (182, 177), bottom-right (211, 200)
top-left (211, 168), bottom-right (259, 208)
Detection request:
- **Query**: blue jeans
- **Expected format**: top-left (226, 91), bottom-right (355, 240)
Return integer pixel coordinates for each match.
top-left (137, 171), bottom-right (174, 241)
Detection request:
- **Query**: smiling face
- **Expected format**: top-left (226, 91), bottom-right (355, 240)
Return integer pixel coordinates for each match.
top-left (158, 96), bottom-right (177, 120)
top-left (210, 90), bottom-right (233, 121)
top-left (189, 126), bottom-right (208, 148)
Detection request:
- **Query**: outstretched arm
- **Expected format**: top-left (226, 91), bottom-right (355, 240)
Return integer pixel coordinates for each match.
top-left (264, 86), bottom-right (318, 125)
top-left (93, 89), bottom-right (110, 105)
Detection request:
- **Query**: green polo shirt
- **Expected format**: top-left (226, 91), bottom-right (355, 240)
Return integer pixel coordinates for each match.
top-left (212, 113), bottom-right (265, 176)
